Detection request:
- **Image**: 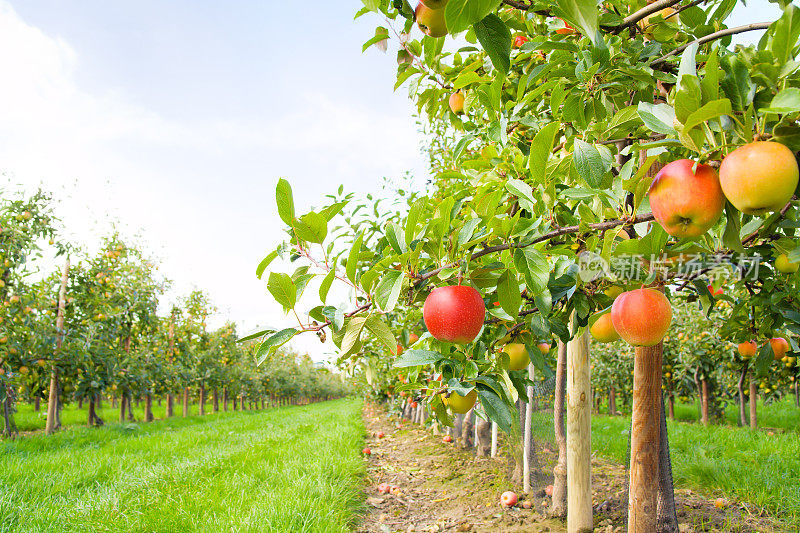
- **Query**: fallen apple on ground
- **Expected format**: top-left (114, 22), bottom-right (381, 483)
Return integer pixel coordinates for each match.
top-left (442, 435), bottom-right (453, 443)
top-left (500, 491), bottom-right (518, 507)
top-left (362, 447), bottom-right (371, 456)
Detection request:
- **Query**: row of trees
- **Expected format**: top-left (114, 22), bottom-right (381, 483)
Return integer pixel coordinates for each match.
top-left (0, 187), bottom-right (347, 437)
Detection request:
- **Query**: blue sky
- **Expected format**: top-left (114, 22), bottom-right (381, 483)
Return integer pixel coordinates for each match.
top-left (0, 0), bottom-right (783, 362)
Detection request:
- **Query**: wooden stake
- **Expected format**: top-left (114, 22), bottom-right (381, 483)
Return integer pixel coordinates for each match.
top-left (550, 340), bottom-right (568, 517)
top-left (46, 258), bottom-right (69, 435)
top-left (523, 362), bottom-right (534, 493)
top-left (490, 421), bottom-right (498, 457)
top-left (749, 376), bottom-right (758, 430)
top-left (627, 342), bottom-right (663, 533)
top-left (567, 328), bottom-right (592, 533)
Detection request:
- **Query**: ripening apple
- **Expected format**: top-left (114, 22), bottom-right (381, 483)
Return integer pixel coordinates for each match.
top-left (648, 160), bottom-right (725, 238)
top-left (738, 341), bottom-right (757, 359)
top-left (423, 285), bottom-right (486, 343)
top-left (500, 491), bottom-right (518, 507)
top-left (611, 288), bottom-right (672, 346)
top-left (409, 333), bottom-right (420, 344)
top-left (769, 337), bottom-right (790, 361)
top-left (410, 401), bottom-right (418, 408)
top-left (420, 0), bottom-right (448, 7)
top-left (443, 389), bottom-right (477, 414)
top-left (537, 342), bottom-right (551, 354)
top-left (775, 253), bottom-right (799, 274)
top-left (555, 18), bottom-right (575, 34)
top-left (442, 435), bottom-right (453, 443)
top-left (502, 343), bottom-right (529, 371)
top-left (396, 344), bottom-right (404, 356)
top-left (415, 3), bottom-right (447, 38)
top-left (719, 142), bottom-right (799, 215)
top-left (513, 35), bottom-right (528, 48)
top-left (590, 313), bottom-right (620, 343)
top-left (545, 484), bottom-right (554, 497)
top-left (449, 91), bottom-right (465, 115)
top-left (604, 285), bottom-right (624, 300)
top-left (638, 7), bottom-right (677, 38)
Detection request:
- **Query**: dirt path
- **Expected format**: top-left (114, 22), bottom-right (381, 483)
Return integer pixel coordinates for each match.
top-left (357, 404), bottom-right (790, 533)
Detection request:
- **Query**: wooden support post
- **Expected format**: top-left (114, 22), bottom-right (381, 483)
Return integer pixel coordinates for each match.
top-left (628, 342), bottom-right (663, 533)
top-left (490, 421), bottom-right (498, 458)
top-left (550, 340), bottom-right (568, 517)
top-left (567, 328), bottom-right (592, 533)
top-left (523, 362), bottom-right (534, 493)
top-left (749, 376), bottom-right (758, 430)
top-left (46, 258), bottom-right (69, 435)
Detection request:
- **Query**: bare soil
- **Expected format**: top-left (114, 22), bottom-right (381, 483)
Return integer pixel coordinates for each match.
top-left (356, 404), bottom-right (791, 533)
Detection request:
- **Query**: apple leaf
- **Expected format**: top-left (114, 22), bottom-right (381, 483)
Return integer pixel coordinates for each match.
top-left (319, 269), bottom-right (336, 304)
top-left (385, 222), bottom-right (407, 254)
top-left (276, 178), bottom-right (295, 225)
top-left (764, 87), bottom-right (800, 113)
top-left (365, 315), bottom-right (397, 355)
top-left (526, 343), bottom-right (555, 379)
top-left (362, 27), bottom-right (389, 53)
top-left (256, 328), bottom-right (297, 366)
top-left (255, 250), bottom-right (278, 279)
top-left (322, 306), bottom-right (345, 332)
top-left (497, 269), bottom-right (521, 318)
top-left (573, 139), bottom-right (604, 188)
top-left (637, 102), bottom-right (677, 135)
top-left (446, 378), bottom-right (475, 397)
top-left (393, 349), bottom-right (442, 368)
top-left (295, 211), bottom-right (328, 244)
top-left (374, 269), bottom-right (405, 313)
top-left (341, 316), bottom-right (368, 356)
top-left (722, 202), bottom-right (744, 253)
top-left (444, 0), bottom-right (502, 35)
top-left (346, 232), bottom-right (364, 284)
top-left (528, 122), bottom-right (561, 180)
top-left (557, 0), bottom-right (599, 45)
top-left (753, 342), bottom-right (774, 377)
top-left (477, 388), bottom-right (515, 434)
top-left (238, 326), bottom-right (275, 343)
top-left (473, 14), bottom-right (512, 75)
top-left (267, 272), bottom-right (296, 311)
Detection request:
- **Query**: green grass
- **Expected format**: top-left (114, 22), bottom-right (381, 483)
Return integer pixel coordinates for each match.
top-left (0, 399), bottom-right (366, 533)
top-left (592, 414), bottom-right (800, 529)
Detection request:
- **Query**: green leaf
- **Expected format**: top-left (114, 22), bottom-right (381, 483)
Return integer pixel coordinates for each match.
top-left (605, 106), bottom-right (642, 135)
top-left (497, 269), bottom-right (521, 318)
top-left (573, 139), bottom-right (604, 188)
top-left (385, 222), bottom-right (407, 254)
top-left (362, 26), bottom-right (389, 52)
top-left (319, 269), bottom-right (336, 304)
top-left (295, 211), bottom-right (328, 244)
top-left (346, 233), bottom-right (364, 284)
top-left (753, 342), bottom-right (774, 377)
top-left (374, 269), bottom-right (405, 313)
top-left (365, 315), bottom-right (398, 354)
top-left (764, 88), bottom-right (800, 113)
top-left (341, 317), bottom-right (368, 356)
top-left (444, 0), bottom-right (502, 35)
top-left (529, 122), bottom-right (560, 179)
top-left (238, 326), bottom-right (274, 343)
top-left (393, 349), bottom-right (443, 367)
top-left (682, 99), bottom-right (733, 132)
top-left (256, 328), bottom-right (297, 366)
top-left (276, 178), bottom-right (295, 225)
top-left (513, 248), bottom-right (549, 295)
top-left (477, 388), bottom-right (515, 434)
top-left (454, 71), bottom-right (483, 89)
top-left (506, 179), bottom-right (535, 211)
top-left (267, 272), bottom-right (296, 310)
top-left (256, 250), bottom-right (278, 279)
top-left (473, 14), bottom-right (512, 74)
top-left (722, 202), bottom-right (744, 253)
top-left (406, 198), bottom-right (424, 245)
top-left (322, 306), bottom-right (344, 331)
top-left (637, 102), bottom-right (677, 135)
top-left (557, 0), bottom-right (599, 45)
top-left (526, 343), bottom-right (555, 379)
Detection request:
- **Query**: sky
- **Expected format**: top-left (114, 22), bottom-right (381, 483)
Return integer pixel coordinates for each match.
top-left (0, 0), bottom-right (783, 363)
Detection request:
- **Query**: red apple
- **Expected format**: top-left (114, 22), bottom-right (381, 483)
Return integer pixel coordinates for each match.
top-left (720, 141), bottom-right (799, 215)
top-left (738, 341), bottom-right (757, 359)
top-left (648, 160), bottom-right (724, 238)
top-left (513, 35), bottom-right (528, 48)
top-left (378, 482), bottom-right (392, 494)
top-left (449, 91), bottom-right (464, 114)
top-left (537, 342), bottom-right (551, 354)
top-left (396, 344), bottom-right (404, 356)
top-left (545, 484), bottom-right (554, 497)
top-left (410, 401), bottom-right (418, 408)
top-left (590, 313), bottom-right (620, 343)
top-left (522, 500), bottom-right (532, 509)
top-left (423, 285), bottom-right (486, 343)
top-left (442, 435), bottom-right (453, 443)
top-left (769, 337), bottom-right (790, 360)
top-left (362, 447), bottom-right (371, 455)
top-left (611, 288), bottom-right (672, 347)
top-left (377, 431), bottom-right (385, 439)
top-left (707, 284), bottom-right (723, 296)
top-left (500, 491), bottom-right (518, 507)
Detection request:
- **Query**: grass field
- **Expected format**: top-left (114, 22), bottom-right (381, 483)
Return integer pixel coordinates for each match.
top-left (0, 399), bottom-right (366, 533)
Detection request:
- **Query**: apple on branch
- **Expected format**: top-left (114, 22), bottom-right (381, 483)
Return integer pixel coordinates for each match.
top-left (611, 288), bottom-right (672, 347)
top-left (720, 142), bottom-right (799, 215)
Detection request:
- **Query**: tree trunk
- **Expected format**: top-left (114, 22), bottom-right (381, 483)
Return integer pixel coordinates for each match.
top-left (126, 393), bottom-right (135, 421)
top-left (77, 397), bottom-right (83, 409)
top-left (667, 393), bottom-right (675, 421)
top-left (2, 388), bottom-right (17, 437)
top-left (628, 342), bottom-right (663, 533)
top-left (737, 365), bottom-right (748, 427)
top-left (88, 396), bottom-right (104, 427)
top-left (144, 393), bottom-right (154, 422)
top-left (475, 417), bottom-right (491, 457)
top-left (490, 422), bottom-right (498, 457)
top-left (213, 389), bottom-right (219, 412)
top-left (700, 379), bottom-right (710, 426)
top-left (550, 340), bottom-right (568, 518)
top-left (119, 394), bottom-right (126, 423)
top-left (609, 385), bottom-right (617, 415)
top-left (96, 394), bottom-right (102, 410)
top-left (233, 395), bottom-right (238, 411)
top-left (223, 387), bottom-right (229, 411)
top-left (46, 258), bottom-right (70, 435)
top-left (567, 329), bottom-right (592, 533)
top-left (749, 376), bottom-right (758, 430)
top-left (795, 381), bottom-right (799, 408)
top-left (461, 407), bottom-right (474, 449)
top-left (166, 394), bottom-right (174, 417)
top-left (199, 384), bottom-right (206, 416)
top-left (183, 387), bottom-right (190, 417)
top-left (34, 396), bottom-right (40, 412)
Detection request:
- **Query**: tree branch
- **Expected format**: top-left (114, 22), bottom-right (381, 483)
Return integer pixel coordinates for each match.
top-left (605, 0), bottom-right (684, 33)
top-left (651, 22), bottom-right (772, 66)
top-left (414, 212), bottom-right (657, 283)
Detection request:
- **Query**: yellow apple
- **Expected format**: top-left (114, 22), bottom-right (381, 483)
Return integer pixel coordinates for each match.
top-left (720, 142), bottom-right (799, 215)
top-left (502, 343), bottom-right (529, 371)
top-left (590, 313), bottom-right (620, 343)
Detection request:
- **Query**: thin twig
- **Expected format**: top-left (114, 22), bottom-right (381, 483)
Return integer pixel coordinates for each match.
top-left (651, 23), bottom-right (772, 66)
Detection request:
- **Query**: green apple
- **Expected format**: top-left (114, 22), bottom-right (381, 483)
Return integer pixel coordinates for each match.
top-left (415, 3), bottom-right (447, 38)
top-left (775, 253), bottom-right (799, 274)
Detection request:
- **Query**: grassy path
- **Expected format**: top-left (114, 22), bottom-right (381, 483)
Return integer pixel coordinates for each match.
top-left (0, 399), bottom-right (366, 533)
